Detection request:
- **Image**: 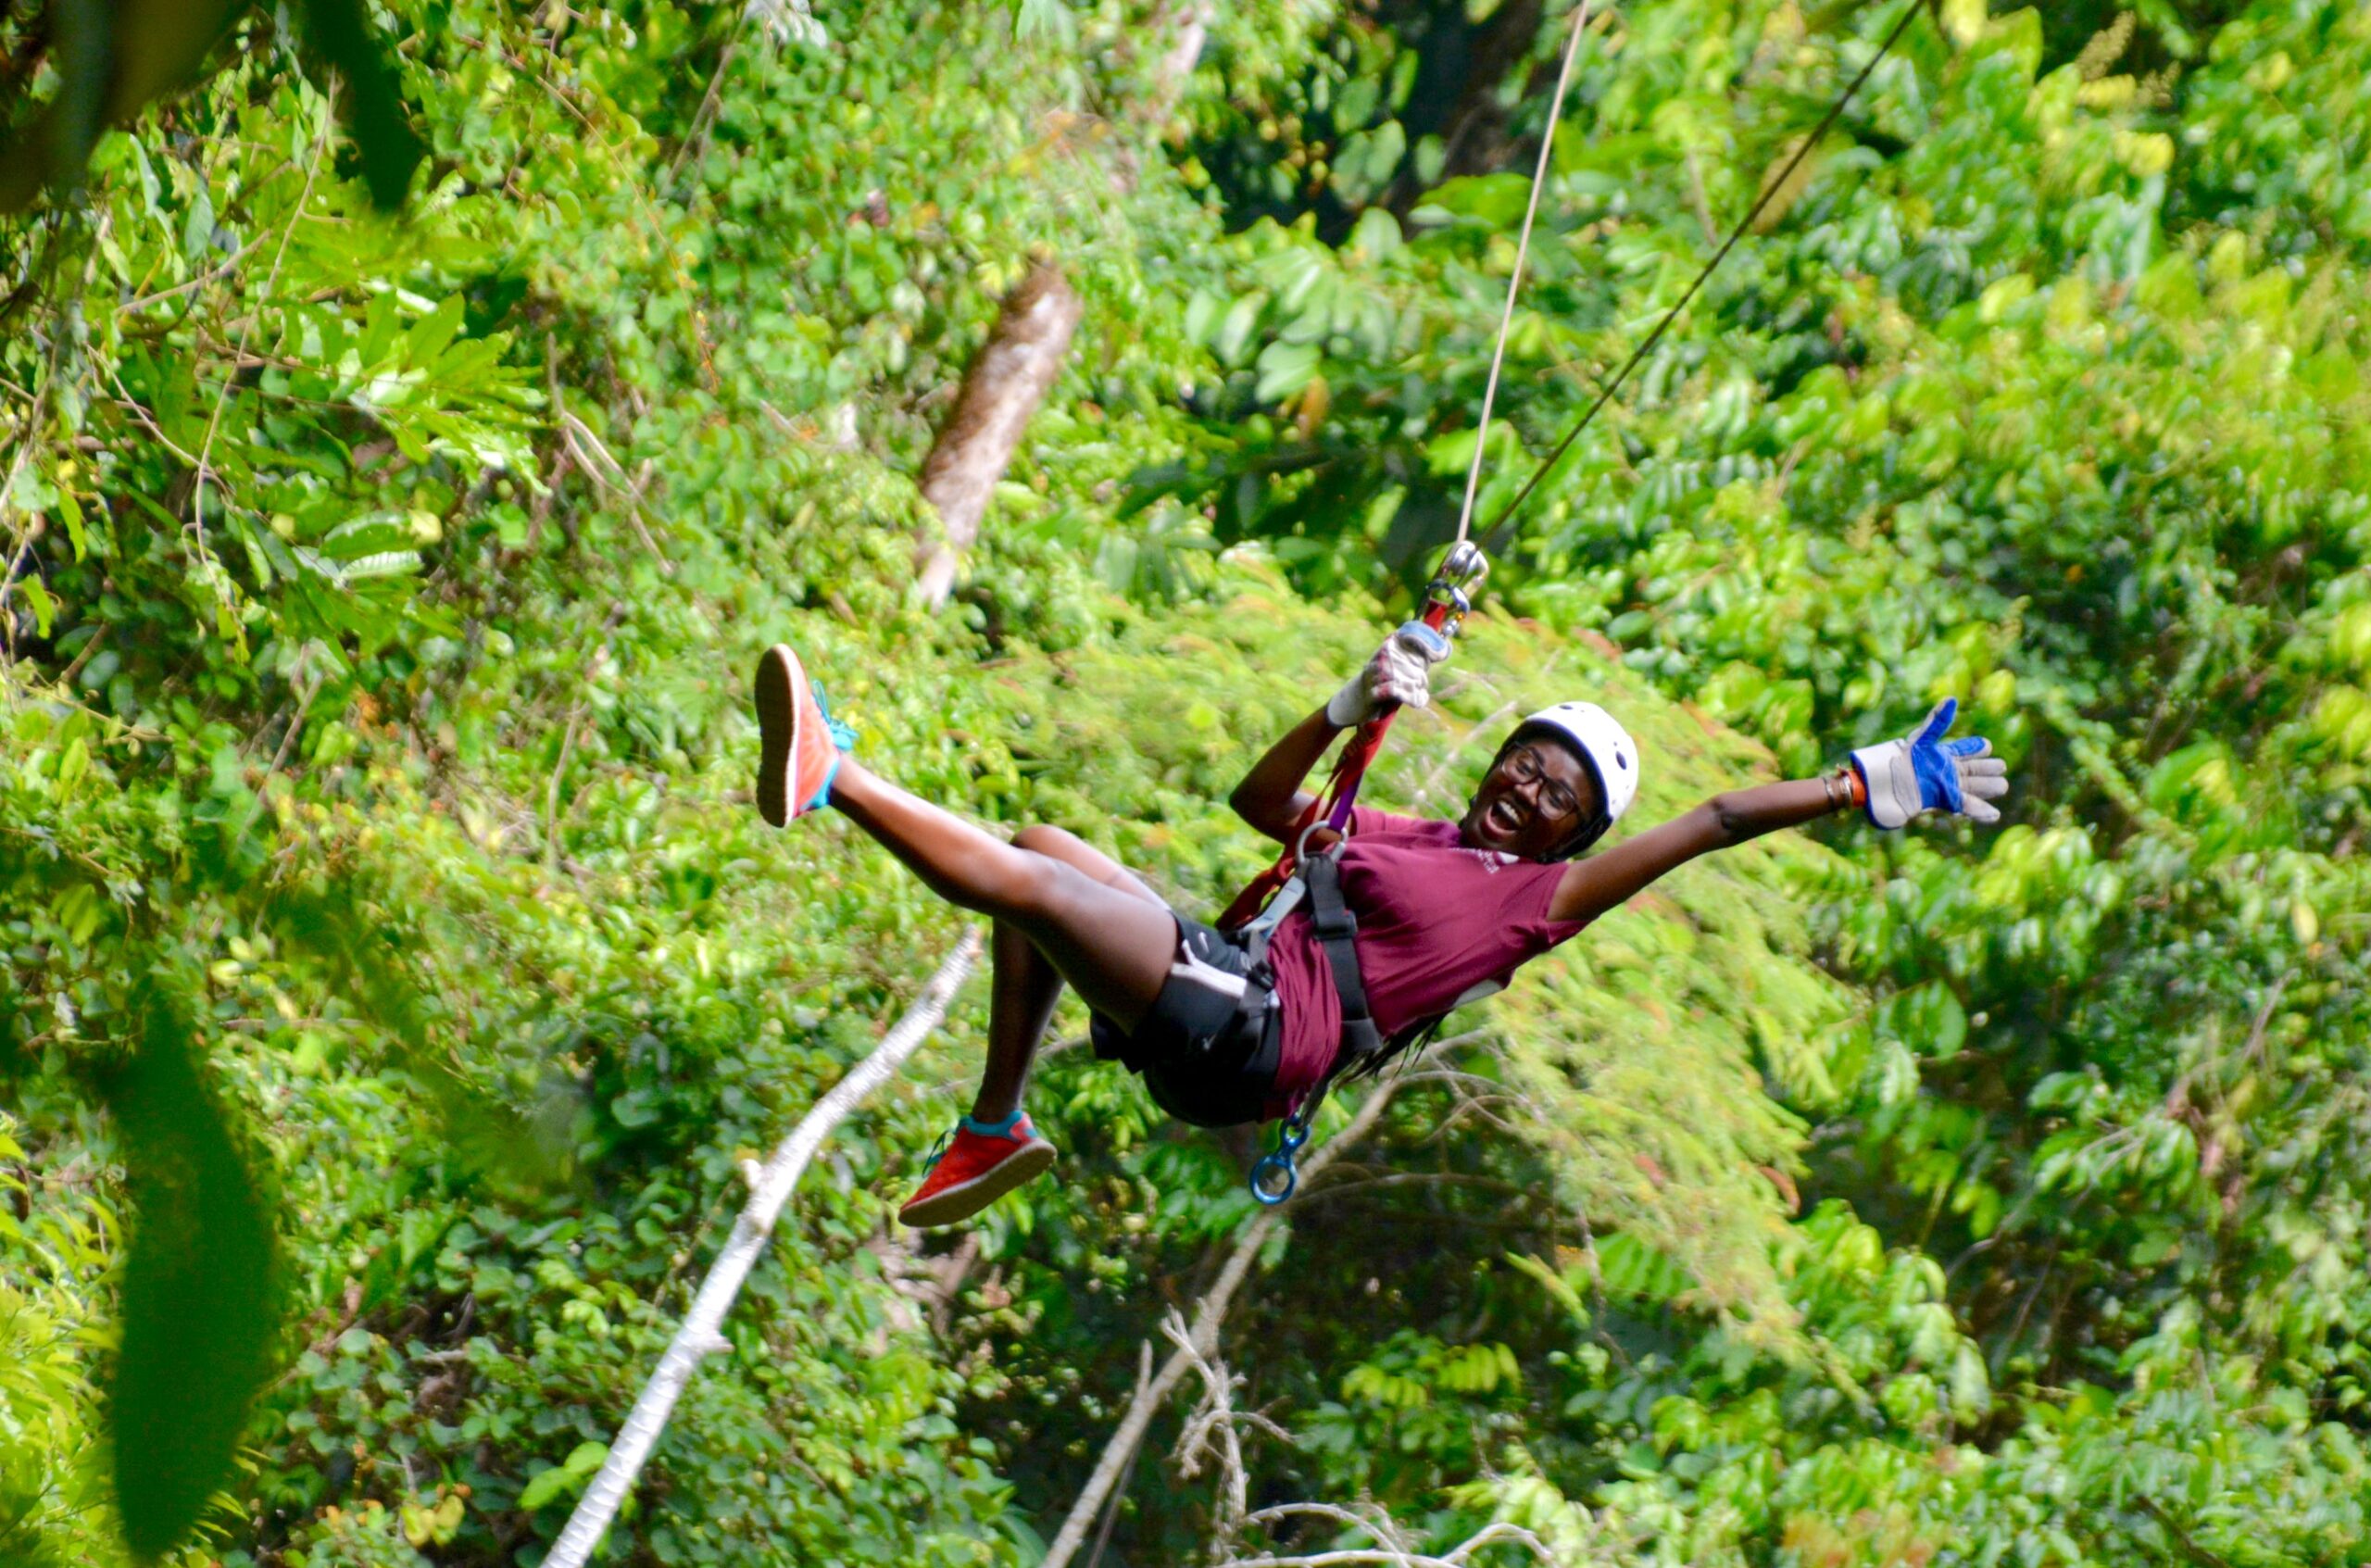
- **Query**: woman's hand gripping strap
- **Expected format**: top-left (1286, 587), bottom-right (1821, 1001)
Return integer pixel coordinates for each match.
top-left (1318, 546), bottom-right (1487, 834)
top-left (1326, 622), bottom-right (1451, 729)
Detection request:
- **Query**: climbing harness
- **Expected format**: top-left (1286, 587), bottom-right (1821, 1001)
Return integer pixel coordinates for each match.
top-left (1237, 843), bottom-right (1386, 1080)
top-left (1241, 842), bottom-right (1390, 1206)
top-left (1243, 832), bottom-right (1512, 1205)
top-left (1234, 0), bottom-right (1930, 1203)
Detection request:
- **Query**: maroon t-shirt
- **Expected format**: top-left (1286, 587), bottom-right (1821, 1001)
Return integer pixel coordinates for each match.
top-left (1260, 805), bottom-right (1584, 1112)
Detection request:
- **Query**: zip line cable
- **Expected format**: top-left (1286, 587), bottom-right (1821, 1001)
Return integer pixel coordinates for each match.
top-left (1225, 4), bottom-right (1925, 938)
top-left (1451, 0), bottom-right (1596, 546)
top-left (1474, 0), bottom-right (1926, 556)
top-left (1233, 0), bottom-right (1927, 944)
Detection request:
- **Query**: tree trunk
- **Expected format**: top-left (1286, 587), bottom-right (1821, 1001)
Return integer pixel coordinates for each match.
top-left (914, 260), bottom-right (1081, 608)
top-left (1146, 0), bottom-right (1213, 126)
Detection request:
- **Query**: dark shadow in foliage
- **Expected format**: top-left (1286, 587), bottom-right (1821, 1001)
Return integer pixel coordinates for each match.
top-left (1374, 0), bottom-right (1549, 220)
top-left (294, 0), bottom-right (426, 209)
top-left (100, 982), bottom-right (283, 1562)
top-left (0, 0), bottom-right (423, 214)
top-left (2026, 0), bottom-right (2245, 76)
top-left (263, 884), bottom-right (575, 1192)
top-left (1189, 0), bottom-right (1552, 243)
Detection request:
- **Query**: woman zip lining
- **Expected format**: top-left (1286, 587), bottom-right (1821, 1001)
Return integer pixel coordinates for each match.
top-left (753, 630), bottom-right (2008, 1227)
top-left (750, 0), bottom-right (1951, 1229)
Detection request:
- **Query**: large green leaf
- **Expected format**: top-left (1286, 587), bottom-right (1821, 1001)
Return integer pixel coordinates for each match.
top-left (101, 988), bottom-right (282, 1562)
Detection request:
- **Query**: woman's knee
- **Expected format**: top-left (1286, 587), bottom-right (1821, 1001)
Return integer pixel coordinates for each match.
top-left (995, 849), bottom-right (1090, 928)
top-left (1010, 823), bottom-right (1162, 906)
top-left (1010, 824), bottom-right (1110, 899)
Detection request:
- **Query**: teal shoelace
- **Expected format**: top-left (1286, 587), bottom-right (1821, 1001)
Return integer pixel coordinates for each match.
top-left (809, 683), bottom-right (856, 752)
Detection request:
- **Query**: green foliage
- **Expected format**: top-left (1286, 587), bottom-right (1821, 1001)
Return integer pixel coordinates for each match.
top-left (0, 1109), bottom-right (118, 1568)
top-left (3, 0), bottom-right (2367, 1563)
top-left (0, 0), bottom-right (423, 213)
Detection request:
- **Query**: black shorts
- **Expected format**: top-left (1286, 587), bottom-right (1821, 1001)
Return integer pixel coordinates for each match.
top-left (1090, 914), bottom-right (1281, 1128)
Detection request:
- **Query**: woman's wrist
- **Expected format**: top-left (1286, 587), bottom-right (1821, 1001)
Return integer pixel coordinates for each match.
top-left (1822, 763), bottom-right (1866, 814)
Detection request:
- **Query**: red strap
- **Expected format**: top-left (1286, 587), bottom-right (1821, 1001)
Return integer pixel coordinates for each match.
top-left (1217, 860), bottom-right (1295, 933)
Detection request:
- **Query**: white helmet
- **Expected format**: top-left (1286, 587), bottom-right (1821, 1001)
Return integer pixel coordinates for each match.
top-left (1517, 701), bottom-right (1640, 834)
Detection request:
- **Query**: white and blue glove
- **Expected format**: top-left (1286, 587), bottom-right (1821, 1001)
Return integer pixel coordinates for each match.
top-left (1327, 621), bottom-right (1452, 728)
top-left (1850, 698), bottom-right (2010, 829)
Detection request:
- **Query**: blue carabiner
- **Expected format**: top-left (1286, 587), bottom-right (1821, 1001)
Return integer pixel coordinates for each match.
top-left (1249, 1115), bottom-right (1311, 1206)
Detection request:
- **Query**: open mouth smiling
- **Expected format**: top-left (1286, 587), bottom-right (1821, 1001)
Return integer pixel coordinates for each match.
top-left (1479, 787), bottom-right (1536, 839)
top-left (1481, 793), bottom-right (1529, 840)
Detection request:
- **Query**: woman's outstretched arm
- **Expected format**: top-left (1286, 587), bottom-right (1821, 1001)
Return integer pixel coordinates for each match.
top-left (1546, 777), bottom-right (1846, 925)
top-left (1546, 698), bottom-right (2010, 926)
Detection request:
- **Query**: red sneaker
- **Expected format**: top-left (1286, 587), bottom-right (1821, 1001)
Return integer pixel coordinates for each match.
top-left (755, 643), bottom-right (854, 826)
top-left (897, 1113), bottom-right (1058, 1228)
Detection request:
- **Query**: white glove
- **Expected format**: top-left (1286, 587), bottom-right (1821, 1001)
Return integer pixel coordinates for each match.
top-left (1850, 698), bottom-right (2012, 829)
top-left (1326, 621), bottom-right (1452, 729)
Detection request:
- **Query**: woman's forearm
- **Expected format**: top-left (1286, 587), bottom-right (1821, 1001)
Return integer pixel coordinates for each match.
top-left (1548, 771), bottom-right (1861, 924)
top-left (1704, 774), bottom-right (1859, 847)
top-left (1228, 706), bottom-right (1343, 843)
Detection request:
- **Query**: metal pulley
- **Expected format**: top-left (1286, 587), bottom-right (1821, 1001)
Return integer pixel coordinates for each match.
top-left (1416, 540), bottom-right (1489, 640)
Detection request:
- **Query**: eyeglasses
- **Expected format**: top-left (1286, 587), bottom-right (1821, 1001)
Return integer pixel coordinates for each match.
top-left (1500, 746), bottom-right (1583, 821)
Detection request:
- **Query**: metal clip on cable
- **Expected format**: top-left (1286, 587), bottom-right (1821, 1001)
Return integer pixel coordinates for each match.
top-left (1419, 542), bottom-right (1489, 639)
top-left (1386, 542), bottom-right (1490, 685)
top-left (1249, 1112), bottom-right (1312, 1206)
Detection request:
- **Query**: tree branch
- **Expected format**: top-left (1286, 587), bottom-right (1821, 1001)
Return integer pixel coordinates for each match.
top-left (545, 931), bottom-right (983, 1568)
top-left (1039, 1085), bottom-right (1400, 1568)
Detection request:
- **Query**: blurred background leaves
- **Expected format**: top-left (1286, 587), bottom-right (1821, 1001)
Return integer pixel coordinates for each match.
top-left (1, 0), bottom-right (2366, 1562)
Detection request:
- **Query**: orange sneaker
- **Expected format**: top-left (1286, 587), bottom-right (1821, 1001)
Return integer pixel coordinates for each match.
top-left (897, 1112), bottom-right (1058, 1228)
top-left (755, 643), bottom-right (854, 826)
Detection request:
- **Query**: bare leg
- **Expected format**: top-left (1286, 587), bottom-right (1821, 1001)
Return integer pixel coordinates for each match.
top-left (975, 826), bottom-right (1169, 1120)
top-left (826, 760), bottom-right (1176, 1047)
